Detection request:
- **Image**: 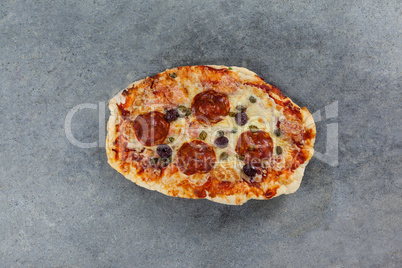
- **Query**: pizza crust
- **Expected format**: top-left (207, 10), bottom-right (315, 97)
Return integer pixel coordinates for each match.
top-left (106, 65), bottom-right (316, 205)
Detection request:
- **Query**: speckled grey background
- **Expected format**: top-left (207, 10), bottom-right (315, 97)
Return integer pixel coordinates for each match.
top-left (0, 0), bottom-right (401, 267)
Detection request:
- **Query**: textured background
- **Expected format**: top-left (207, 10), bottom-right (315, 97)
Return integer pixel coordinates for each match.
top-left (0, 0), bottom-right (401, 267)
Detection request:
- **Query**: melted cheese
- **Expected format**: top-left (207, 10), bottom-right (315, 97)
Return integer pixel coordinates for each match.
top-left (106, 65), bottom-right (316, 205)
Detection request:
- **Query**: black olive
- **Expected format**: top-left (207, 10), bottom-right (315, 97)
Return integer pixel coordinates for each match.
top-left (215, 136), bottom-right (229, 148)
top-left (243, 164), bottom-right (257, 177)
top-left (164, 109), bottom-right (179, 122)
top-left (156, 144), bottom-right (172, 158)
top-left (235, 111), bottom-right (248, 126)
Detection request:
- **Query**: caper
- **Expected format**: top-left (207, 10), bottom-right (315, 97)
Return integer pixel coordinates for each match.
top-left (160, 157), bottom-right (171, 167)
top-left (249, 96), bottom-right (257, 103)
top-left (199, 131), bottom-right (207, 140)
top-left (235, 105), bottom-right (247, 112)
top-left (229, 111), bottom-right (237, 117)
top-left (276, 146), bottom-right (283, 155)
top-left (150, 157), bottom-right (159, 165)
top-left (168, 137), bottom-right (175, 143)
top-left (169, 72), bottom-right (177, 78)
top-left (185, 108), bottom-right (192, 116)
top-left (249, 125), bottom-right (258, 132)
top-left (217, 130), bottom-right (225, 137)
top-left (274, 129), bottom-right (281, 137)
top-left (178, 105), bottom-right (188, 117)
top-left (220, 152), bottom-right (229, 161)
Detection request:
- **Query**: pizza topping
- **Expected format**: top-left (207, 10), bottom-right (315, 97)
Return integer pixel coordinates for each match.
top-left (215, 136), bottom-right (229, 148)
top-left (235, 111), bottom-right (248, 126)
top-left (176, 140), bottom-right (216, 175)
top-left (219, 152), bottom-right (229, 161)
top-left (243, 164), bottom-right (257, 177)
top-left (164, 108), bottom-right (179, 122)
top-left (235, 105), bottom-right (247, 112)
top-left (191, 90), bottom-right (230, 125)
top-left (236, 154), bottom-right (245, 160)
top-left (177, 105), bottom-right (191, 117)
top-left (133, 111), bottom-right (170, 146)
top-left (235, 130), bottom-right (273, 166)
top-left (249, 125), bottom-right (258, 132)
top-left (249, 96), bottom-right (257, 103)
top-left (199, 131), bottom-right (207, 140)
top-left (107, 65), bottom-right (315, 204)
top-left (150, 157), bottom-right (159, 166)
top-left (157, 144), bottom-right (172, 158)
top-left (160, 157), bottom-right (172, 168)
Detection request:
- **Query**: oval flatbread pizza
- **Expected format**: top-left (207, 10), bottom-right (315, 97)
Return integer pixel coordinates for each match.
top-left (106, 65), bottom-right (316, 205)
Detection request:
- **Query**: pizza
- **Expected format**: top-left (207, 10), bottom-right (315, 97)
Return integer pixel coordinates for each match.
top-left (106, 65), bottom-right (316, 205)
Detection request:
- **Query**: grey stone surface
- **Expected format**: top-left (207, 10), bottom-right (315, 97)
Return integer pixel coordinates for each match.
top-left (0, 0), bottom-right (401, 266)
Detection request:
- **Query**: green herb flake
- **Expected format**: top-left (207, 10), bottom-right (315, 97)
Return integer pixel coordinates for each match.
top-left (236, 154), bottom-right (245, 161)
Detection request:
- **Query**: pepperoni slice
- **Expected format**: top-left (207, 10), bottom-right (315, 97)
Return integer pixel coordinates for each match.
top-left (176, 140), bottom-right (216, 175)
top-left (235, 130), bottom-right (273, 166)
top-left (191, 90), bottom-right (230, 125)
top-left (133, 111), bottom-right (170, 146)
